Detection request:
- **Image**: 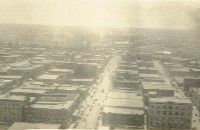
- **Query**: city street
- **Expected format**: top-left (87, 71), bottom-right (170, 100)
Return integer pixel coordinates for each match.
top-left (76, 51), bottom-right (120, 129)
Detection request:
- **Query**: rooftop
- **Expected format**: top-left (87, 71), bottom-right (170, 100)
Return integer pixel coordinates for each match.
top-left (103, 106), bottom-right (144, 115)
top-left (30, 100), bottom-right (74, 109)
top-left (104, 98), bottom-right (144, 109)
top-left (0, 95), bottom-right (26, 101)
top-left (142, 83), bottom-right (174, 90)
top-left (70, 78), bottom-right (94, 82)
top-left (10, 88), bottom-right (47, 95)
top-left (149, 97), bottom-right (192, 104)
top-left (49, 68), bottom-right (74, 73)
top-left (37, 74), bottom-right (60, 80)
top-left (8, 122), bottom-right (61, 130)
top-left (107, 91), bottom-right (142, 100)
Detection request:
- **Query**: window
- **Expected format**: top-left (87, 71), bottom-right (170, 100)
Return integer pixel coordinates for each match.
top-left (168, 106), bottom-right (173, 109)
top-left (163, 111), bottom-right (167, 115)
top-left (180, 112), bottom-right (185, 116)
top-left (180, 107), bottom-right (185, 111)
top-left (157, 105), bottom-right (161, 109)
top-left (151, 110), bottom-right (154, 114)
top-left (168, 111), bottom-right (173, 115)
top-left (162, 105), bottom-right (167, 109)
top-left (175, 112), bottom-right (179, 116)
top-left (157, 111), bottom-right (161, 115)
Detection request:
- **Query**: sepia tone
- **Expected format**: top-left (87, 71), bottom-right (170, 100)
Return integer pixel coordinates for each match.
top-left (0, 0), bottom-right (199, 130)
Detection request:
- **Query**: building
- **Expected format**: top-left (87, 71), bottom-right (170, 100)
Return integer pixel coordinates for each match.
top-left (37, 74), bottom-right (62, 83)
top-left (115, 69), bottom-right (138, 80)
top-left (8, 122), bottom-right (61, 130)
top-left (191, 88), bottom-right (200, 112)
top-left (0, 95), bottom-right (28, 123)
top-left (0, 79), bottom-right (15, 93)
top-left (102, 107), bottom-right (144, 127)
top-left (148, 97), bottom-right (193, 129)
top-left (142, 82), bottom-right (175, 97)
top-left (104, 98), bottom-right (144, 110)
top-left (69, 78), bottom-right (95, 85)
top-left (113, 80), bottom-right (140, 90)
top-left (25, 93), bottom-right (80, 128)
top-left (10, 88), bottom-right (47, 97)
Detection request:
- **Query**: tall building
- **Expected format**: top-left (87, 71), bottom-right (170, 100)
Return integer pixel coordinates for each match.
top-left (0, 95), bottom-right (28, 123)
top-left (148, 97), bottom-right (193, 129)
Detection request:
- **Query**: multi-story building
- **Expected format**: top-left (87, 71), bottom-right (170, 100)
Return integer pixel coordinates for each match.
top-left (191, 88), bottom-right (200, 112)
top-left (148, 97), bottom-right (193, 129)
top-left (25, 93), bottom-right (80, 128)
top-left (0, 95), bottom-right (28, 123)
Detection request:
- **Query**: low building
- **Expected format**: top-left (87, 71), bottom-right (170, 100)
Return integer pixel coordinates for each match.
top-left (139, 67), bottom-right (158, 74)
top-left (102, 107), bottom-right (144, 127)
top-left (8, 122), bottom-right (61, 130)
top-left (69, 78), bottom-right (95, 85)
top-left (10, 88), bottom-right (47, 97)
top-left (148, 97), bottom-right (193, 129)
top-left (113, 80), bottom-right (140, 90)
top-left (169, 68), bottom-right (190, 77)
top-left (115, 69), bottom-right (138, 80)
top-left (48, 68), bottom-right (74, 75)
top-left (104, 98), bottom-right (144, 110)
top-left (37, 74), bottom-right (62, 83)
top-left (0, 79), bottom-right (15, 93)
top-left (142, 82), bottom-right (175, 97)
top-left (25, 93), bottom-right (79, 128)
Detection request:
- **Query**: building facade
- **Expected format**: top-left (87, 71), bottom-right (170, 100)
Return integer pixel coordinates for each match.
top-left (148, 97), bottom-right (193, 129)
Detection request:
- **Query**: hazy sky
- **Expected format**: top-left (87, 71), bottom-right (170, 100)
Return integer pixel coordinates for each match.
top-left (0, 0), bottom-right (200, 29)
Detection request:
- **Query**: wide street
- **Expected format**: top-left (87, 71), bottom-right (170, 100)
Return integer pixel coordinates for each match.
top-left (76, 51), bottom-right (120, 129)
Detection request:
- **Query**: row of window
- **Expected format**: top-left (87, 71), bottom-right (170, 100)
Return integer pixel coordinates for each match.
top-left (149, 117), bottom-right (191, 123)
top-left (0, 102), bottom-right (21, 106)
top-left (150, 105), bottom-right (191, 110)
top-left (149, 110), bottom-right (191, 116)
top-left (0, 107), bottom-right (21, 110)
top-left (27, 117), bottom-right (66, 122)
top-left (150, 122), bottom-right (191, 128)
top-left (0, 117), bottom-right (21, 120)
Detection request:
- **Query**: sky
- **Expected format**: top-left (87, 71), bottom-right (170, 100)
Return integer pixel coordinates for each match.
top-left (0, 0), bottom-right (200, 29)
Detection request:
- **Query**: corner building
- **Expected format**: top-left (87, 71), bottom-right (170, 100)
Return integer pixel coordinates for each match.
top-left (148, 97), bottom-right (193, 129)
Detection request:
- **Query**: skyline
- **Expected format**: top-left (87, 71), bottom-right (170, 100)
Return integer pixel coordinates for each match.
top-left (0, 0), bottom-right (200, 29)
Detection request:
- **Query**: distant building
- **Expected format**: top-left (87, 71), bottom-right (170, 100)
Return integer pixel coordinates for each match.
top-left (113, 80), bottom-right (140, 90)
top-left (148, 97), bottom-right (193, 129)
top-left (0, 79), bottom-right (15, 93)
top-left (115, 69), bottom-right (138, 80)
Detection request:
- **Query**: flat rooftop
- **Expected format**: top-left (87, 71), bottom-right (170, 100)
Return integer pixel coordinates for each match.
top-left (149, 97), bottom-right (192, 104)
top-left (8, 122), bottom-right (61, 130)
top-left (142, 83), bottom-right (174, 90)
top-left (10, 88), bottom-right (47, 95)
top-left (30, 100), bottom-right (74, 109)
top-left (0, 95), bottom-right (26, 101)
top-left (106, 91), bottom-right (142, 100)
top-left (49, 68), bottom-right (74, 73)
top-left (104, 98), bottom-right (144, 109)
top-left (37, 74), bottom-right (60, 80)
top-left (103, 106), bottom-right (144, 115)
